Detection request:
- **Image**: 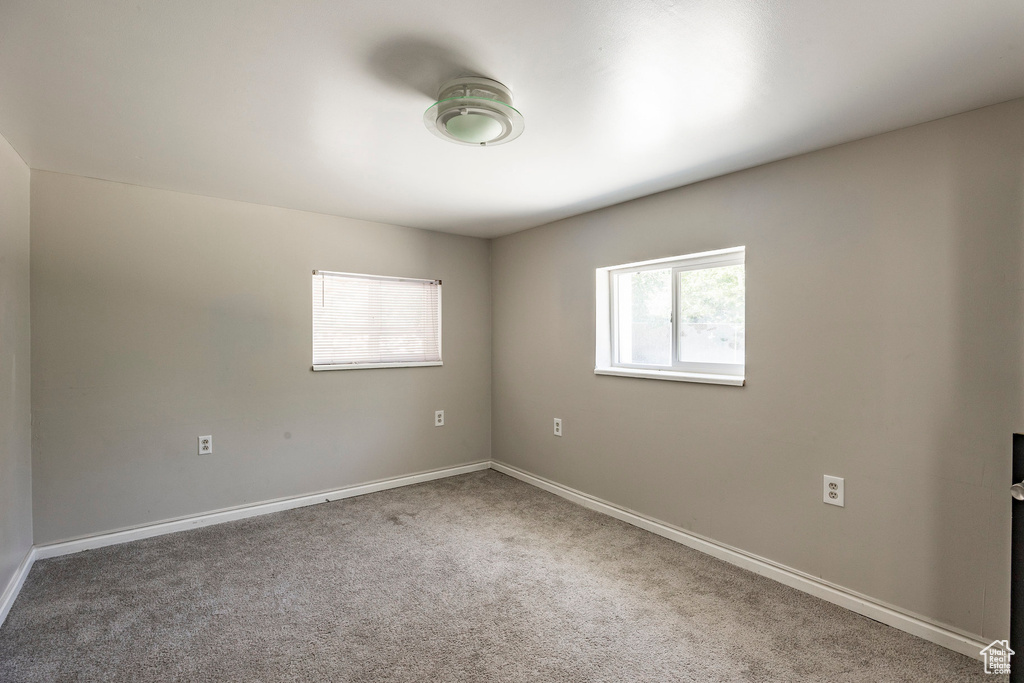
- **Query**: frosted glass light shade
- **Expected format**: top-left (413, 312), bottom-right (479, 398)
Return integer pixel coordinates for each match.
top-left (424, 77), bottom-right (524, 147)
top-left (446, 112), bottom-right (504, 143)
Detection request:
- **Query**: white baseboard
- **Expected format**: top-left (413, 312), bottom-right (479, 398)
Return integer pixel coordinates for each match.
top-left (491, 460), bottom-right (989, 661)
top-left (34, 461), bottom-right (490, 560)
top-left (0, 547), bottom-right (36, 628)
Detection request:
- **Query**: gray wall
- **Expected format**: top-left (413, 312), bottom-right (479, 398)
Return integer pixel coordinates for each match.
top-left (491, 99), bottom-right (1024, 640)
top-left (0, 131), bottom-right (32, 595)
top-left (30, 171), bottom-right (491, 544)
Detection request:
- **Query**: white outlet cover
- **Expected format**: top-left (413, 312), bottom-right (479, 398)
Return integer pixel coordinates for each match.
top-left (553, 418), bottom-right (562, 437)
top-left (198, 435), bottom-right (213, 455)
top-left (823, 475), bottom-right (844, 507)
top-left (434, 410), bottom-right (444, 427)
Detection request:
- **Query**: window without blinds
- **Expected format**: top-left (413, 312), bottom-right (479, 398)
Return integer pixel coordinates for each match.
top-left (312, 270), bottom-right (442, 371)
top-left (595, 246), bottom-right (745, 386)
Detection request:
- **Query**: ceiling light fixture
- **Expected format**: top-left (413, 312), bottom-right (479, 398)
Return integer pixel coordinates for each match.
top-left (424, 77), bottom-right (524, 146)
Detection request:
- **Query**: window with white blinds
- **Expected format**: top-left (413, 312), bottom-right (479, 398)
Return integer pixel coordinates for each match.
top-left (312, 270), bottom-right (442, 371)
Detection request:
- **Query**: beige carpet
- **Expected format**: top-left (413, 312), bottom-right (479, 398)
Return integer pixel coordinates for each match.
top-left (0, 469), bottom-right (999, 681)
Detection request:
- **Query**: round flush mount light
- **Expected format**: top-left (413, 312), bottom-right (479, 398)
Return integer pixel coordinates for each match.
top-left (424, 77), bottom-right (524, 146)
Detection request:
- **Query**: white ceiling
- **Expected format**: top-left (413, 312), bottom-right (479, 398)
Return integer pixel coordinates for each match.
top-left (1, 1), bottom-right (1022, 238)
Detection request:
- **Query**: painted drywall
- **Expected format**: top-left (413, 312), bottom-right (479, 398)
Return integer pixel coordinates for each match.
top-left (30, 172), bottom-right (491, 544)
top-left (491, 98), bottom-right (1024, 641)
top-left (0, 131), bottom-right (32, 595)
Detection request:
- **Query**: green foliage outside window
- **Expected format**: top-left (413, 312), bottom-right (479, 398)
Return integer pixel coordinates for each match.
top-left (677, 265), bottom-right (744, 326)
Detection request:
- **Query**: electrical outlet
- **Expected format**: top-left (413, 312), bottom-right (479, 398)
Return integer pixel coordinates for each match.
top-left (823, 475), bottom-right (844, 507)
top-left (553, 418), bottom-right (562, 437)
top-left (198, 435), bottom-right (213, 455)
top-left (434, 410), bottom-right (444, 427)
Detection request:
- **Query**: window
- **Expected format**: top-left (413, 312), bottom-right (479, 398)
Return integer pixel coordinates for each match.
top-left (595, 247), bottom-right (744, 386)
top-left (312, 270), bottom-right (442, 371)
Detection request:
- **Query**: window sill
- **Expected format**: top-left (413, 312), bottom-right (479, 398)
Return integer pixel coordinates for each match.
top-left (313, 361), bottom-right (443, 371)
top-left (594, 366), bottom-right (744, 386)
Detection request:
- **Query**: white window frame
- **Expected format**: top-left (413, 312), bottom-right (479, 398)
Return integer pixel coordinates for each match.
top-left (595, 246), bottom-right (745, 386)
top-left (312, 270), bottom-right (442, 372)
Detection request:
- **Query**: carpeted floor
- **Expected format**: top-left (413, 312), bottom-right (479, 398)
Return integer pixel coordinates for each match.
top-left (0, 469), bottom-right (1000, 682)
